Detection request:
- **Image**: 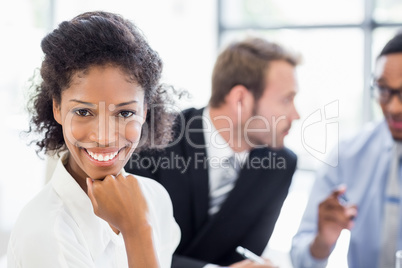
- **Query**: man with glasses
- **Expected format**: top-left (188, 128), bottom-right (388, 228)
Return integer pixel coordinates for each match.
top-left (291, 32), bottom-right (402, 268)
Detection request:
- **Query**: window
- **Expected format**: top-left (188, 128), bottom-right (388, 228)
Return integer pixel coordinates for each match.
top-left (217, 0), bottom-right (402, 267)
top-left (218, 0), bottom-right (402, 170)
top-left (0, 0), bottom-right (50, 260)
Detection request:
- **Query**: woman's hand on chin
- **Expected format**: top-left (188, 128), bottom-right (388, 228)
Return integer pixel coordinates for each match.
top-left (86, 174), bottom-right (150, 235)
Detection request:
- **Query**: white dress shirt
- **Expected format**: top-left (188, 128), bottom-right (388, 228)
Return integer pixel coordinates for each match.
top-left (203, 107), bottom-right (249, 195)
top-left (7, 152), bottom-right (180, 268)
top-left (202, 107), bottom-right (248, 268)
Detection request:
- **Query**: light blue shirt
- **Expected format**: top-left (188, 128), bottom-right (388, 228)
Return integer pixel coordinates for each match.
top-left (291, 120), bottom-right (402, 268)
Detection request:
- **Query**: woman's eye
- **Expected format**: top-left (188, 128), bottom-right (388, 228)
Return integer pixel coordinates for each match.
top-left (118, 111), bottom-right (135, 118)
top-left (75, 109), bottom-right (91, 117)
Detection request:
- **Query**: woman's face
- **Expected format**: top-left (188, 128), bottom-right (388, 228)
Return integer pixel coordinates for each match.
top-left (53, 65), bottom-right (146, 181)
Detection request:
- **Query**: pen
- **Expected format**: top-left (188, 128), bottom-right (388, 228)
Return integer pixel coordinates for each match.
top-left (338, 193), bottom-right (349, 205)
top-left (236, 246), bottom-right (265, 264)
top-left (338, 191), bottom-right (356, 220)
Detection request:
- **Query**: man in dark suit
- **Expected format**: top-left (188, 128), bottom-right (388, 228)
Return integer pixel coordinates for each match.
top-left (126, 37), bottom-right (301, 268)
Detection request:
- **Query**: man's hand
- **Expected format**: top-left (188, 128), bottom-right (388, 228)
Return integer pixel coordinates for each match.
top-left (310, 186), bottom-right (357, 259)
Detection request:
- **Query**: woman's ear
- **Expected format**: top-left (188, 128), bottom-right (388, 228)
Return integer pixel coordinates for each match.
top-left (52, 99), bottom-right (62, 125)
top-left (142, 104), bottom-right (147, 124)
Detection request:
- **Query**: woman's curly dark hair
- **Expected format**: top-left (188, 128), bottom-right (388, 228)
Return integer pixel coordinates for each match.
top-left (27, 11), bottom-right (176, 154)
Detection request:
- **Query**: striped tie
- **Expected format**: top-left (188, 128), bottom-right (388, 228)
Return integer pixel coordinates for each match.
top-left (379, 142), bottom-right (402, 268)
top-left (209, 156), bottom-right (240, 215)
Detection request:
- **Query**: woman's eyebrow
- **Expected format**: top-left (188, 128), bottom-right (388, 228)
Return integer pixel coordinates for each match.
top-left (69, 99), bottom-right (96, 107)
top-left (69, 99), bottom-right (138, 107)
top-left (115, 100), bottom-right (138, 107)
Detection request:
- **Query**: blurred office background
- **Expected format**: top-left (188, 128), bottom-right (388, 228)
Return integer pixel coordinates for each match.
top-left (1, 0), bottom-right (402, 267)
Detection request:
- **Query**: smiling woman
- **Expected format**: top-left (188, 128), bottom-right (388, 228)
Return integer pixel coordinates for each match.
top-left (7, 11), bottom-right (180, 268)
top-left (52, 66), bottom-right (148, 189)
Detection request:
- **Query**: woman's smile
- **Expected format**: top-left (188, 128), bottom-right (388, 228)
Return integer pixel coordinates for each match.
top-left (53, 65), bottom-right (146, 181)
top-left (83, 147), bottom-right (124, 166)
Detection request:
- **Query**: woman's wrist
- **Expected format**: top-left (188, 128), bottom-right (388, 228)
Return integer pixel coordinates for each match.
top-left (120, 220), bottom-right (152, 238)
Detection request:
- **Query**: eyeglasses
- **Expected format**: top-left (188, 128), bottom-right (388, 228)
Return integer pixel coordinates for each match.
top-left (372, 82), bottom-right (402, 104)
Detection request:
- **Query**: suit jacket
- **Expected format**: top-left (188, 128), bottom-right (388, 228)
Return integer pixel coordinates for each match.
top-left (125, 107), bottom-right (297, 268)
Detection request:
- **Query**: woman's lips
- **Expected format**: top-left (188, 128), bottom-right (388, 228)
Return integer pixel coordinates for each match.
top-left (83, 148), bottom-right (124, 166)
top-left (86, 149), bottom-right (119, 161)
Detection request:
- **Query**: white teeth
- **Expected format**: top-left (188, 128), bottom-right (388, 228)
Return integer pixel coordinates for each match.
top-left (86, 150), bottom-right (119, 162)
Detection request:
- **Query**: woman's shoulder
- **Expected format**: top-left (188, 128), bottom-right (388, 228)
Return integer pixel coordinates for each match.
top-left (10, 183), bottom-right (76, 243)
top-left (8, 183), bottom-right (94, 267)
top-left (14, 183), bottom-right (60, 221)
top-left (125, 173), bottom-right (174, 215)
top-left (130, 173), bottom-right (170, 198)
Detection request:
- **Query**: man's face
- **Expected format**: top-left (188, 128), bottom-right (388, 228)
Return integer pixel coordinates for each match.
top-left (244, 60), bottom-right (300, 148)
top-left (375, 53), bottom-right (402, 140)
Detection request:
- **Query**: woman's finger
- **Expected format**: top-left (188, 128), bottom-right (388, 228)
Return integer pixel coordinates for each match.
top-left (86, 177), bottom-right (98, 210)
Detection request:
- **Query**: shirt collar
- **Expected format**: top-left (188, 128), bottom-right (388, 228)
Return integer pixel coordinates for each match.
top-left (50, 152), bottom-right (124, 261)
top-left (203, 107), bottom-right (249, 165)
top-left (381, 119), bottom-right (397, 152)
top-left (394, 140), bottom-right (402, 158)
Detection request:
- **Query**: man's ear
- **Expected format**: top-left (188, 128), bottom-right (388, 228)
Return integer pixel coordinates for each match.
top-left (52, 99), bottom-right (62, 125)
top-left (226, 85), bottom-right (254, 115)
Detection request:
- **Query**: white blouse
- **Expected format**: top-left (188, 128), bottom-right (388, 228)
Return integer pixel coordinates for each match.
top-left (7, 153), bottom-right (180, 268)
